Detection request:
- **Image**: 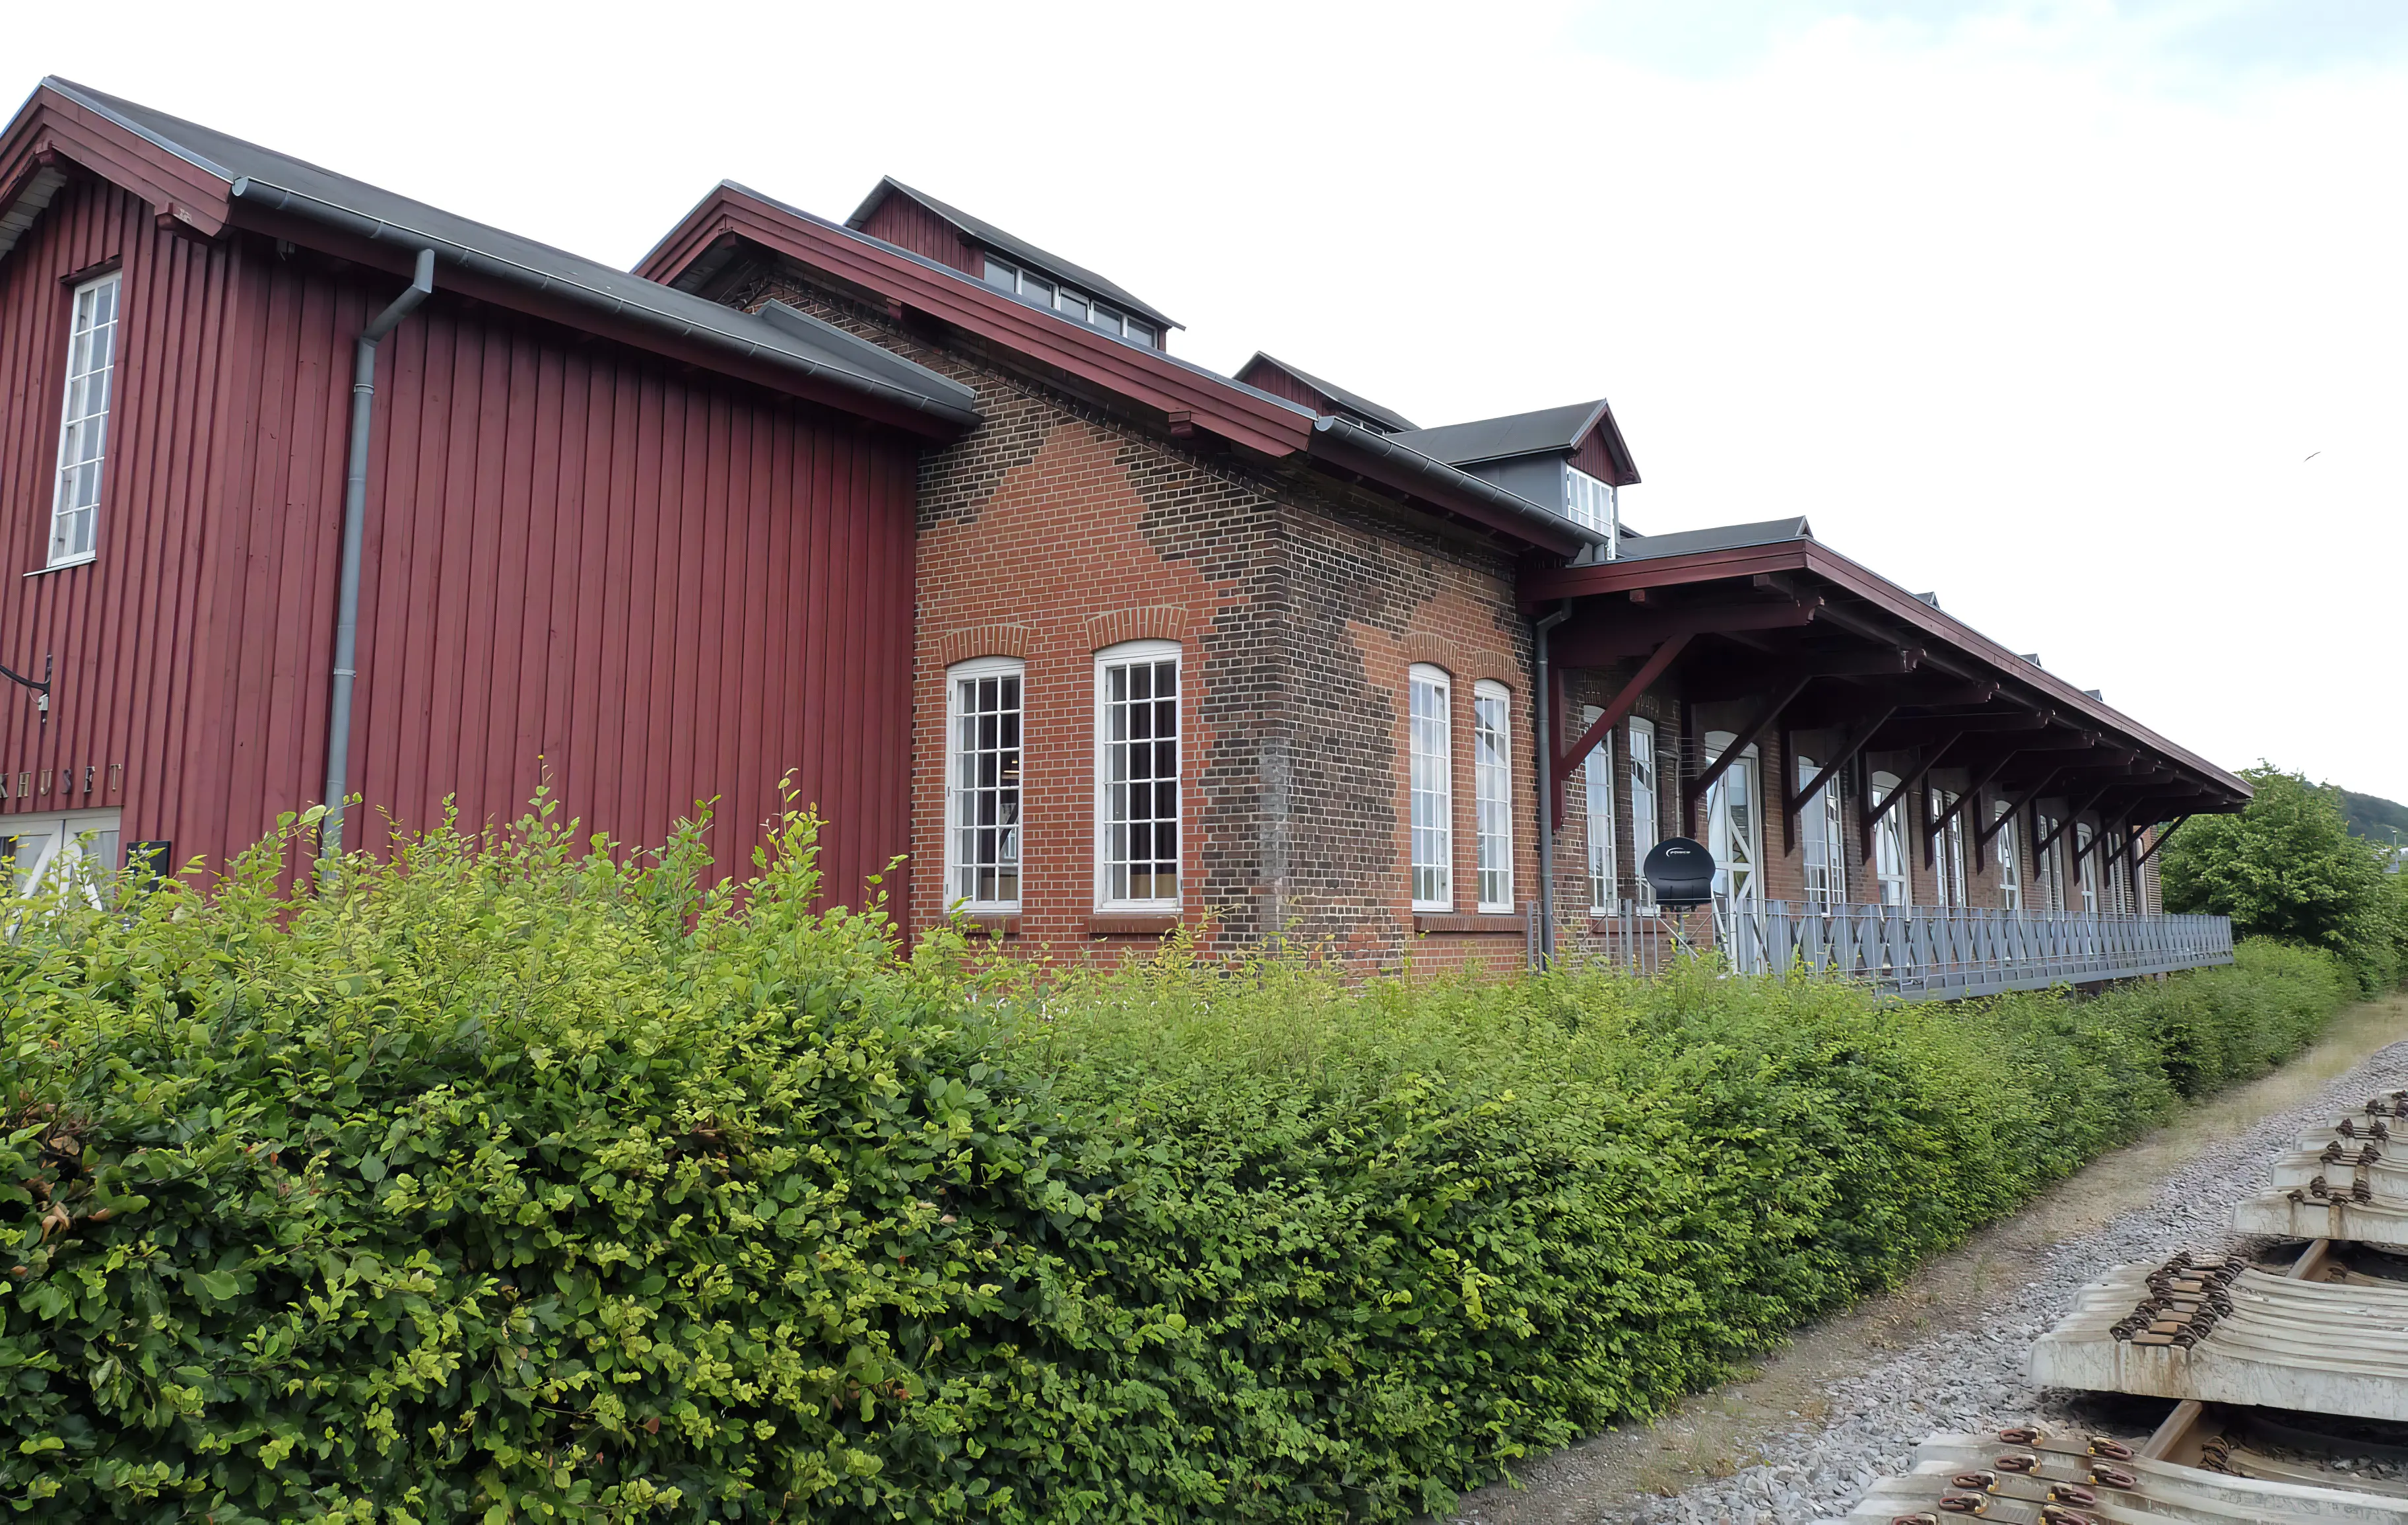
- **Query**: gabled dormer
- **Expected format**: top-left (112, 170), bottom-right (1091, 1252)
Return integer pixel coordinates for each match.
top-left (1233, 353), bottom-right (1417, 434)
top-left (845, 177), bottom-right (1180, 351)
top-left (1387, 399), bottom-right (1640, 555)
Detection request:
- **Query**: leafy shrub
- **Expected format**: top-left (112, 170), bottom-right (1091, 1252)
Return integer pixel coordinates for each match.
top-left (0, 808), bottom-right (2358, 1522)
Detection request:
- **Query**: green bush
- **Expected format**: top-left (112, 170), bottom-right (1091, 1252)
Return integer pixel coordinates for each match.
top-left (0, 808), bottom-right (2359, 1522)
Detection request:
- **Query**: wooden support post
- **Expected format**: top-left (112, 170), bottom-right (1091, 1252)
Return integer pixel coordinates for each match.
top-left (1550, 634), bottom-right (1689, 829)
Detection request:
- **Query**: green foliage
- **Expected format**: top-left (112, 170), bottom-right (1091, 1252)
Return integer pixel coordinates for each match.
top-left (2161, 766), bottom-right (2408, 990)
top-left (0, 806), bottom-right (2360, 1523)
top-left (2342, 788), bottom-right (2408, 846)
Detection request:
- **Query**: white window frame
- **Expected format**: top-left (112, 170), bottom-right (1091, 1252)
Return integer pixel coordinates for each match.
top-left (1933, 788), bottom-right (1968, 908)
top-left (1561, 464), bottom-right (1620, 556)
top-left (1995, 802), bottom-right (2023, 912)
top-left (1472, 680), bottom-right (1514, 914)
top-left (48, 271), bottom-right (120, 568)
top-left (2036, 813), bottom-right (2064, 914)
top-left (1408, 663), bottom-right (1454, 912)
top-left (1871, 770), bottom-right (1912, 906)
top-left (2, 808), bottom-right (124, 900)
top-left (1628, 716), bottom-right (1659, 911)
top-left (1797, 753), bottom-right (1846, 909)
top-left (946, 656), bottom-right (1024, 912)
top-left (1584, 707), bottom-right (1616, 914)
top-left (1094, 640), bottom-right (1181, 910)
top-left (982, 255), bottom-right (1157, 347)
top-left (1704, 731), bottom-right (1762, 942)
top-left (2075, 823), bottom-right (2098, 914)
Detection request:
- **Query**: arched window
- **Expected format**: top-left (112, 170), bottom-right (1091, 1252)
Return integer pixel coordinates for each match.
top-left (1796, 753), bottom-right (1845, 908)
top-left (1472, 681), bottom-right (1514, 912)
top-left (1408, 664), bottom-right (1453, 911)
top-left (1584, 706), bottom-right (1616, 913)
top-left (1870, 771), bottom-right (1912, 906)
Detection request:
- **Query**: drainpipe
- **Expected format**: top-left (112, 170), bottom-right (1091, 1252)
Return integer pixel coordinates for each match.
top-left (1532, 601), bottom-right (1574, 970)
top-left (321, 248), bottom-right (436, 867)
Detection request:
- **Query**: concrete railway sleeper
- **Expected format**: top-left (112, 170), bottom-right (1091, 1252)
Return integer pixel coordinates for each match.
top-left (1815, 1089), bottom-right (2408, 1525)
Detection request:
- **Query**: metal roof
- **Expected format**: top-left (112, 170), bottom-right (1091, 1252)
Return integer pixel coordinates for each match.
top-left (846, 176), bottom-right (1181, 333)
top-left (1614, 517), bottom-right (1816, 562)
top-left (1387, 399), bottom-right (1614, 467)
top-left (36, 80), bottom-right (978, 429)
top-left (1237, 353), bottom-right (1418, 433)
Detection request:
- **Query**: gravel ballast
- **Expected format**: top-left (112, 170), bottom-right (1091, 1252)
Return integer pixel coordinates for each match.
top-left (1481, 1038), bottom-right (2408, 1525)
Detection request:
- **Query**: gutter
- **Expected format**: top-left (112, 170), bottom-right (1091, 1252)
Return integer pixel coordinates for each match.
top-left (321, 247), bottom-right (434, 869)
top-left (1308, 416), bottom-right (1605, 555)
top-left (225, 176), bottom-right (982, 432)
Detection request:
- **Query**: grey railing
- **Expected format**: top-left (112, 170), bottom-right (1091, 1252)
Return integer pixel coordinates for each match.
top-left (1577, 900), bottom-right (2235, 1000)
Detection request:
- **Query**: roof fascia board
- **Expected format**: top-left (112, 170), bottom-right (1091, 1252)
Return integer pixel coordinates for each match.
top-left (1522, 538), bottom-right (2245, 796)
top-left (226, 201), bottom-right (970, 438)
top-left (0, 85), bottom-right (234, 251)
top-left (638, 185), bottom-right (1316, 458)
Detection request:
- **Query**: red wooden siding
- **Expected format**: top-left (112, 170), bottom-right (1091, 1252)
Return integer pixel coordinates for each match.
top-left (1234, 358), bottom-right (1329, 415)
top-left (0, 173), bottom-right (918, 905)
top-left (1569, 427), bottom-right (1621, 484)
top-left (857, 193), bottom-right (980, 274)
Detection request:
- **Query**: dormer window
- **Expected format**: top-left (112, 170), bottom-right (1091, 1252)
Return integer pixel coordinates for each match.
top-left (1563, 464), bottom-right (1619, 555)
top-left (982, 255), bottom-right (1158, 347)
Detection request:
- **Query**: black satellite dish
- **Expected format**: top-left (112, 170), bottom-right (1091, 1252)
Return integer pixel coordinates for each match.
top-left (1642, 837), bottom-right (1716, 911)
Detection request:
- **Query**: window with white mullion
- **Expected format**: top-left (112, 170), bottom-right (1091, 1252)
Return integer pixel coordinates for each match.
top-left (1871, 771), bottom-right (1912, 906)
top-left (2075, 823), bottom-right (2098, 914)
top-left (982, 254), bottom-right (1157, 347)
top-left (1995, 802), bottom-right (2023, 911)
top-left (1628, 717), bottom-right (1659, 911)
top-left (1408, 665), bottom-right (1453, 910)
top-left (1096, 642), bottom-right (1180, 908)
top-left (1473, 681), bottom-right (1514, 912)
top-left (1798, 754), bottom-right (1845, 908)
top-left (1933, 788), bottom-right (1968, 907)
top-left (1583, 707), bottom-right (1615, 913)
top-left (947, 658), bottom-right (1023, 911)
top-left (50, 271), bottom-right (119, 566)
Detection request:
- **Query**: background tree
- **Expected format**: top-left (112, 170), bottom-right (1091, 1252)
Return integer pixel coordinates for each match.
top-left (2160, 765), bottom-right (2405, 991)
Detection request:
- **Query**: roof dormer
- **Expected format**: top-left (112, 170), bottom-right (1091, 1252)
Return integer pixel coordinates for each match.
top-left (1234, 353), bottom-right (1417, 434)
top-left (845, 177), bottom-right (1180, 351)
top-left (1388, 399), bottom-right (1640, 554)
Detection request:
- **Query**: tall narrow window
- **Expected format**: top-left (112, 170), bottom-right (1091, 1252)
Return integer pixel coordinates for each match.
top-left (1408, 665), bottom-right (1452, 910)
top-left (50, 271), bottom-right (119, 566)
top-left (2036, 813), bottom-right (2063, 913)
top-left (1584, 706), bottom-right (1616, 912)
top-left (1871, 771), bottom-right (1912, 906)
top-left (1473, 681), bottom-right (1514, 912)
top-left (1096, 641), bottom-right (1179, 907)
top-left (1933, 789), bottom-right (1967, 907)
top-left (1704, 732), bottom-right (1760, 941)
top-left (1797, 754), bottom-right (1845, 908)
top-left (2075, 823), bottom-right (2098, 914)
top-left (947, 658), bottom-right (1023, 910)
top-left (1628, 717), bottom-right (1658, 910)
top-left (1995, 802), bottom-right (2023, 911)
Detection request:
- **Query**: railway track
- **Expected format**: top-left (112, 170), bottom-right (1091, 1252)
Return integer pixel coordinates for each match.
top-left (1820, 1092), bottom-right (2408, 1524)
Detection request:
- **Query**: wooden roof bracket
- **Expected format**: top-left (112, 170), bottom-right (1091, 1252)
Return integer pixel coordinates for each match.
top-left (1683, 673), bottom-right (1814, 829)
top-left (1549, 633), bottom-right (1690, 830)
top-left (1783, 705), bottom-right (1896, 856)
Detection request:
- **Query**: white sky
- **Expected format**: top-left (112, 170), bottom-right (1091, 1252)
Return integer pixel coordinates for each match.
top-left (11, 0), bottom-right (2404, 797)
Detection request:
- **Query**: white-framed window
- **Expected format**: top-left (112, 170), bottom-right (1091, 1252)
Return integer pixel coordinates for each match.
top-left (982, 255), bottom-right (1159, 347)
top-left (1704, 731), bottom-right (1762, 941)
top-left (1562, 464), bottom-right (1619, 552)
top-left (1095, 640), bottom-right (1180, 908)
top-left (1995, 801), bottom-right (2023, 911)
top-left (1797, 753), bottom-right (1845, 908)
top-left (1628, 717), bottom-right (1659, 910)
top-left (946, 657), bottom-right (1023, 911)
top-left (1932, 788), bottom-right (1968, 907)
top-left (1584, 706), bottom-right (1616, 913)
top-left (2035, 813), bottom-right (2063, 914)
top-left (49, 271), bottom-right (120, 566)
top-left (1409, 664), bottom-right (1453, 910)
top-left (1871, 770), bottom-right (1912, 906)
top-left (2075, 823), bottom-right (2098, 914)
top-left (1473, 681), bottom-right (1514, 912)
top-left (1, 809), bottom-right (124, 899)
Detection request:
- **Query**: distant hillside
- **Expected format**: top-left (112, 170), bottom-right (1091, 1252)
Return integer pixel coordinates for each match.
top-left (2344, 789), bottom-right (2408, 844)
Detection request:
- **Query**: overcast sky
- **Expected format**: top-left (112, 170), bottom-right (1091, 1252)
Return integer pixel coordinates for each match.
top-left (12, 0), bottom-right (2404, 800)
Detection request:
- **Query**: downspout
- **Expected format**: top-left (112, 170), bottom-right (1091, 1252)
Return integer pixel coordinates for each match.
top-left (1532, 601), bottom-right (1574, 970)
top-left (321, 248), bottom-right (435, 867)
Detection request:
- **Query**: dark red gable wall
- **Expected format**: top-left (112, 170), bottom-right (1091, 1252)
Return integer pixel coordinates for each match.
top-left (856, 194), bottom-right (980, 275)
top-left (1569, 428), bottom-right (1625, 487)
top-left (0, 174), bottom-right (916, 904)
top-left (1232, 358), bottom-right (1331, 415)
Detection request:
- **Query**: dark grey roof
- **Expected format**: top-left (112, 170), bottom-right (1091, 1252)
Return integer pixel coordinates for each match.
top-left (1387, 399), bottom-right (1613, 467)
top-left (1613, 517), bottom-right (1814, 562)
top-left (37, 80), bottom-right (978, 428)
top-left (847, 177), bottom-right (1180, 332)
top-left (1238, 353), bottom-right (1417, 432)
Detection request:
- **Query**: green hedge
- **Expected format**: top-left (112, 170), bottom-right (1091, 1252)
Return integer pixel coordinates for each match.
top-left (0, 809), bottom-right (2355, 1522)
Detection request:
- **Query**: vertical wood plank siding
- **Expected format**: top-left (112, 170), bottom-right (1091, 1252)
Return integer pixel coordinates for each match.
top-left (855, 195), bottom-right (980, 273)
top-left (0, 175), bottom-right (917, 903)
